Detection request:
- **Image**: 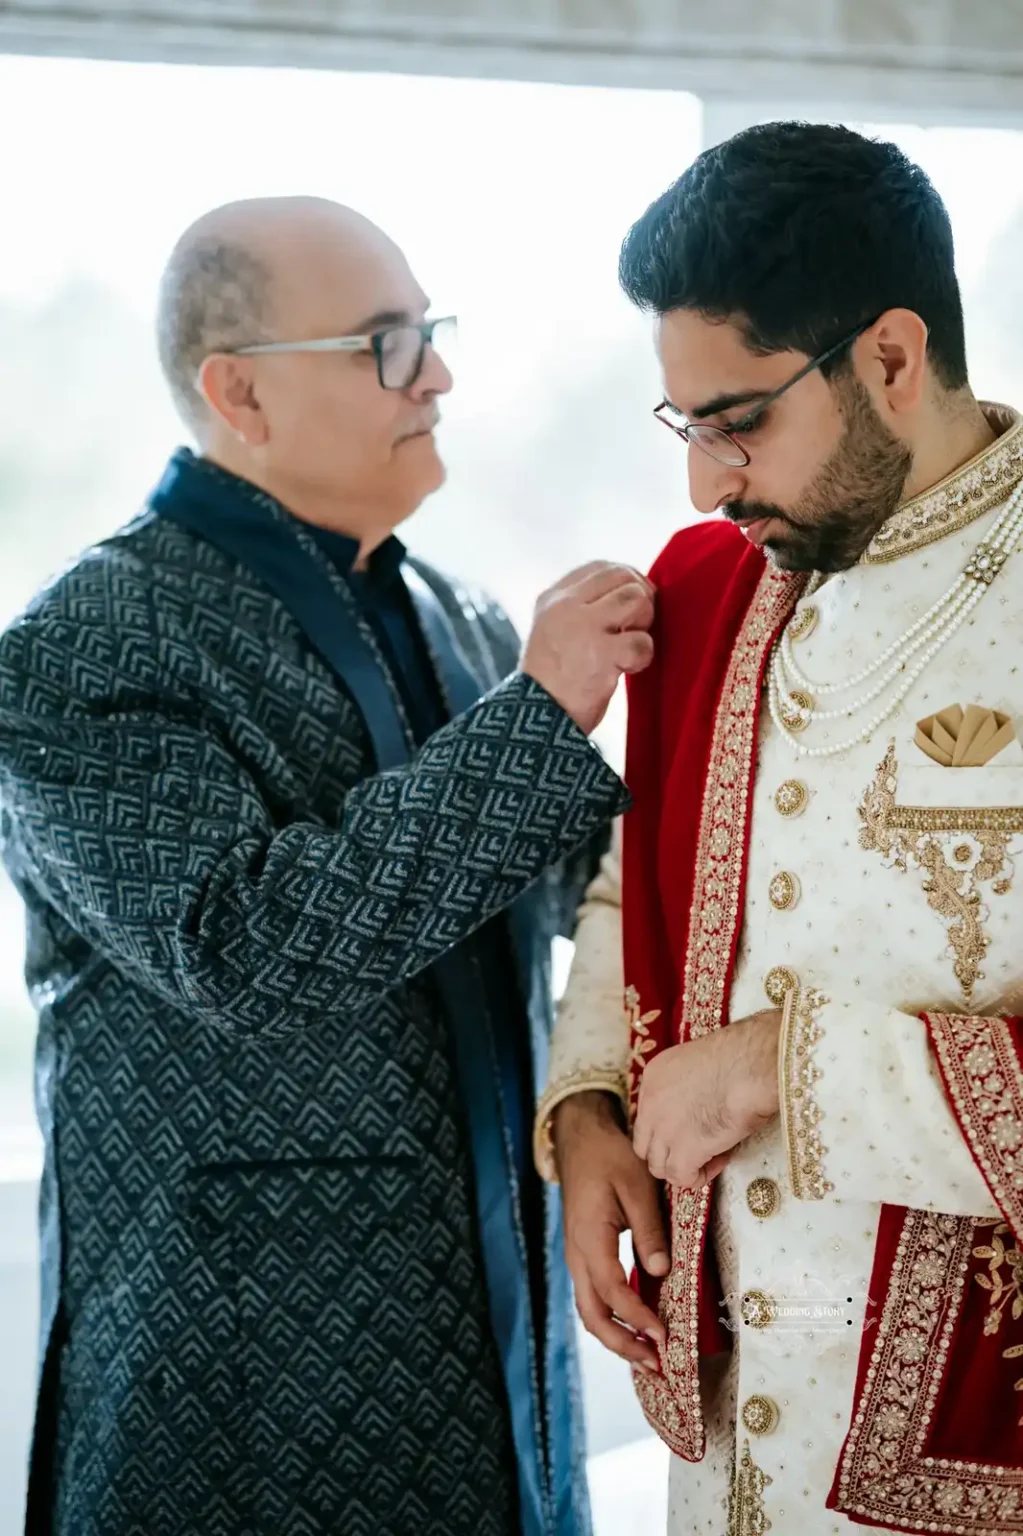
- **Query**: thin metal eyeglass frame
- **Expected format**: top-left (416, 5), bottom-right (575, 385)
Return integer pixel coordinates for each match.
top-left (654, 316), bottom-right (878, 466)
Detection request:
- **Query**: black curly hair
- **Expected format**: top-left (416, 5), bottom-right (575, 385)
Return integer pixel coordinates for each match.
top-left (619, 121), bottom-right (967, 391)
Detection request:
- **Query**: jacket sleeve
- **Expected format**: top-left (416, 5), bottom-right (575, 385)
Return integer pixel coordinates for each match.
top-left (533, 828), bottom-right (630, 1180)
top-left (0, 617), bottom-right (628, 1038)
top-left (778, 986), bottom-right (1000, 1218)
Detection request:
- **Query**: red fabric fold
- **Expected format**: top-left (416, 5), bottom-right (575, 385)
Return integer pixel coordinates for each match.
top-left (623, 521), bottom-right (770, 1358)
top-left (829, 1015), bottom-right (1023, 1530)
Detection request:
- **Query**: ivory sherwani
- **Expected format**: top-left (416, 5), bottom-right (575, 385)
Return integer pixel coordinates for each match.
top-left (537, 407), bottom-right (1023, 1534)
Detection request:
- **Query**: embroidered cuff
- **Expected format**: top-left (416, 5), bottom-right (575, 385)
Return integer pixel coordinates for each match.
top-left (779, 986), bottom-right (833, 1201)
top-left (533, 1071), bottom-right (629, 1183)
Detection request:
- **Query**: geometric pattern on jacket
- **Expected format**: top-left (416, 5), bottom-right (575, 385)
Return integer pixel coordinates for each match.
top-left (0, 503), bottom-right (627, 1536)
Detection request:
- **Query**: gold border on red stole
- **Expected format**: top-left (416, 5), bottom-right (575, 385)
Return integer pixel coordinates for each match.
top-left (631, 564), bottom-right (802, 1459)
top-left (929, 1013), bottom-right (1023, 1240)
top-left (832, 1206), bottom-right (1023, 1532)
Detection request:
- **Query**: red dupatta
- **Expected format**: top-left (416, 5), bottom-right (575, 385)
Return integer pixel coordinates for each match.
top-left (621, 519), bottom-right (802, 1457)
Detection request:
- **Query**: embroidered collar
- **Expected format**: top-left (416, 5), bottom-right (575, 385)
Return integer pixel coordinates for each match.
top-left (864, 402), bottom-right (1023, 564)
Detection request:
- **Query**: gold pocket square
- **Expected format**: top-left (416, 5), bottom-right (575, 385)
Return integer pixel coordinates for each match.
top-left (914, 703), bottom-right (1017, 766)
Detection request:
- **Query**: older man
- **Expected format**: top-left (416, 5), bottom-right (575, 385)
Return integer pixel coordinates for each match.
top-left (0, 197), bottom-right (652, 1536)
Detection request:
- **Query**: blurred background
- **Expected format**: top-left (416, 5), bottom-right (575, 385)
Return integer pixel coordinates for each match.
top-left (3, 2), bottom-right (1023, 1527)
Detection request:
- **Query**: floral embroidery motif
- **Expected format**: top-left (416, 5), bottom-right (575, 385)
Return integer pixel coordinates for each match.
top-left (625, 984), bottom-right (661, 1122)
top-left (971, 1219), bottom-right (1023, 1424)
top-left (633, 564), bottom-right (803, 1462)
top-left (728, 1440), bottom-right (773, 1535)
top-left (974, 1222), bottom-right (1023, 1334)
top-left (928, 1013), bottom-right (1023, 1261)
top-left (859, 743), bottom-right (1023, 1001)
top-left (779, 987), bottom-right (834, 1200)
top-left (832, 1208), bottom-right (1023, 1530)
top-left (865, 403), bottom-right (1023, 564)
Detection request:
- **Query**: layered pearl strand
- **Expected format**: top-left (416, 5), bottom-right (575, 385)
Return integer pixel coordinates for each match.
top-left (768, 478), bottom-right (1023, 758)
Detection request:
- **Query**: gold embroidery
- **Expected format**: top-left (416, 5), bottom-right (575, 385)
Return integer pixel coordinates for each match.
top-left (740, 1290), bottom-right (776, 1329)
top-left (730, 1440), bottom-right (773, 1535)
top-left (745, 1177), bottom-right (781, 1220)
top-left (779, 986), bottom-right (834, 1200)
top-left (625, 984), bottom-right (662, 1122)
top-left (532, 1068), bottom-right (630, 1182)
top-left (832, 1207), bottom-right (1023, 1530)
top-left (773, 779), bottom-right (808, 818)
top-left (632, 564), bottom-right (804, 1462)
top-left (741, 1395), bottom-right (780, 1437)
top-left (973, 1220), bottom-right (1023, 1426)
top-left (859, 744), bottom-right (1023, 1001)
top-left (973, 1221), bottom-right (1023, 1328)
top-left (865, 402), bottom-right (1023, 564)
top-left (788, 604), bottom-right (818, 641)
top-left (764, 965), bottom-right (799, 1007)
top-left (767, 871), bottom-right (799, 911)
top-left (928, 1013), bottom-right (1023, 1252)
top-left (778, 687), bottom-right (813, 731)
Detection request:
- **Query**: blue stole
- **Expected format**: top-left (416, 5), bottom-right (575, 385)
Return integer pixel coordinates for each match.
top-left (151, 452), bottom-right (553, 1536)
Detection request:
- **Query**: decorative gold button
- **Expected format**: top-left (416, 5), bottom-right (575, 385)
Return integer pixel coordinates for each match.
top-left (779, 689), bottom-right (814, 732)
top-left (788, 605), bottom-right (818, 641)
top-left (768, 871), bottom-right (800, 911)
top-left (746, 1178), bottom-right (781, 1220)
top-left (740, 1290), bottom-right (776, 1330)
top-left (741, 1394), bottom-right (781, 1436)
top-left (764, 966), bottom-right (799, 1006)
top-left (774, 779), bottom-right (809, 818)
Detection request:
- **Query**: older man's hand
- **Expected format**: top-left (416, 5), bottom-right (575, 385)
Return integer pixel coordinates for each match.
top-left (632, 1010), bottom-right (783, 1188)
top-left (521, 562), bottom-right (655, 735)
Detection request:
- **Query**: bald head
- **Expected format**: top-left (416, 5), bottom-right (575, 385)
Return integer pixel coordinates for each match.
top-left (156, 197), bottom-right (400, 434)
top-left (155, 196), bottom-right (451, 538)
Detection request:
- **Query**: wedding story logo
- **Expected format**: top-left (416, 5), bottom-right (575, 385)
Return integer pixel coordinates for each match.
top-left (719, 1272), bottom-right (879, 1352)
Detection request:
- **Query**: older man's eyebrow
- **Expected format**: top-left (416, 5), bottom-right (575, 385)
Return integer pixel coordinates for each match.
top-left (348, 308), bottom-right (416, 333)
top-left (688, 388), bottom-right (771, 421)
top-left (350, 300), bottom-right (431, 334)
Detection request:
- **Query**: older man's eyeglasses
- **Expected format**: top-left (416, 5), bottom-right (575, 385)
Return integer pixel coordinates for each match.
top-left (228, 315), bottom-right (457, 391)
top-left (654, 318), bottom-right (876, 467)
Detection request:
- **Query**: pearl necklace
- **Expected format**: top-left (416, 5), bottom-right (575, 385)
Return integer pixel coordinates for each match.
top-left (769, 479), bottom-right (1023, 759)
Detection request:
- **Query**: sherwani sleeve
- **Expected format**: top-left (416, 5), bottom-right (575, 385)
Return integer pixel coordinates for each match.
top-left (0, 615), bottom-right (628, 1037)
top-left (779, 987), bottom-right (1002, 1219)
top-left (533, 826), bottom-right (629, 1181)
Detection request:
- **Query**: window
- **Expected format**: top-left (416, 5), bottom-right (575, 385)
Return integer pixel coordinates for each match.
top-left (6, 52), bottom-right (1023, 1530)
top-left (0, 51), bottom-right (700, 1528)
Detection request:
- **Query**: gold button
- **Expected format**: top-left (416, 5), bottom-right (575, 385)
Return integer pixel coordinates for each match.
top-left (746, 1178), bottom-right (781, 1220)
top-left (741, 1394), bottom-right (781, 1436)
top-left (764, 966), bottom-right (799, 1006)
top-left (740, 1291), bottom-right (776, 1330)
top-left (789, 605), bottom-right (818, 641)
top-left (774, 780), bottom-right (809, 818)
top-left (779, 689), bottom-right (814, 732)
top-left (768, 871), bottom-right (800, 911)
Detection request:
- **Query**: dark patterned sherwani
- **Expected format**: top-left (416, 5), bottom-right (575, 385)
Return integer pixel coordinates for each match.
top-left (0, 452), bottom-right (628, 1536)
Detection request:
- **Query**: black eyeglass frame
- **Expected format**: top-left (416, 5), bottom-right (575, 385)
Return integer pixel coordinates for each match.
top-left (226, 315), bottom-right (457, 391)
top-left (654, 316), bottom-right (879, 466)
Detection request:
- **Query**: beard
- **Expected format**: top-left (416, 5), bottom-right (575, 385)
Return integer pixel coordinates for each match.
top-left (723, 373), bottom-right (913, 573)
